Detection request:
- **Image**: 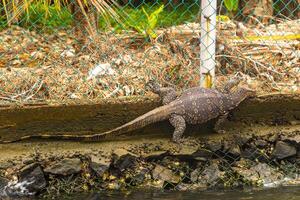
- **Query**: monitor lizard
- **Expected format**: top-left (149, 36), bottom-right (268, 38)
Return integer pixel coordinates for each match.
top-left (0, 78), bottom-right (255, 143)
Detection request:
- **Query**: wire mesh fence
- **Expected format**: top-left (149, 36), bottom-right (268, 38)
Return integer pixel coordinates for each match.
top-left (0, 0), bottom-right (299, 104)
top-left (0, 0), bottom-right (299, 197)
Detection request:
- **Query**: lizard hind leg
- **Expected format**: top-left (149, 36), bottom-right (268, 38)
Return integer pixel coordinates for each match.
top-left (146, 80), bottom-right (177, 105)
top-left (169, 114), bottom-right (186, 143)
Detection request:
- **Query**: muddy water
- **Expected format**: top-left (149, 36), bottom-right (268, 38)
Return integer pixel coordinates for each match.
top-left (4, 186), bottom-right (300, 200)
top-left (45, 187), bottom-right (300, 200)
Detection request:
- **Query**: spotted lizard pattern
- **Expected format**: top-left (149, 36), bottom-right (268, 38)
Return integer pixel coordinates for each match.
top-left (0, 79), bottom-right (255, 143)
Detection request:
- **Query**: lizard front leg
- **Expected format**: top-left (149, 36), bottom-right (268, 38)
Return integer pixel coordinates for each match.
top-left (214, 113), bottom-right (228, 133)
top-left (169, 114), bottom-right (186, 142)
top-left (146, 81), bottom-right (177, 105)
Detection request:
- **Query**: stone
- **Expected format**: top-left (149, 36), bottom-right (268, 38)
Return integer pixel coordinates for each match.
top-left (233, 163), bottom-right (284, 186)
top-left (0, 161), bottom-right (14, 170)
top-left (144, 151), bottom-right (170, 162)
top-left (131, 169), bottom-right (148, 186)
top-left (198, 162), bottom-right (223, 186)
top-left (272, 141), bottom-right (297, 160)
top-left (152, 165), bottom-right (180, 184)
top-left (255, 139), bottom-right (268, 148)
top-left (282, 134), bottom-right (300, 146)
top-left (90, 162), bottom-right (108, 177)
top-left (44, 158), bottom-right (82, 176)
top-left (235, 134), bottom-right (252, 146)
top-left (0, 176), bottom-right (8, 191)
top-left (190, 168), bottom-right (201, 183)
top-left (192, 149), bottom-right (213, 158)
top-left (206, 141), bottom-right (222, 152)
top-left (113, 148), bottom-right (132, 157)
top-left (228, 145), bottom-right (241, 157)
top-left (233, 165), bottom-right (260, 185)
top-left (268, 133), bottom-right (279, 143)
top-left (241, 145), bottom-right (269, 162)
top-left (112, 154), bottom-right (137, 172)
top-left (190, 162), bottom-right (224, 186)
top-left (5, 163), bottom-right (46, 196)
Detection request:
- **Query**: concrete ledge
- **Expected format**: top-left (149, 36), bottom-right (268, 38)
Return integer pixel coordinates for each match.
top-left (0, 94), bottom-right (299, 141)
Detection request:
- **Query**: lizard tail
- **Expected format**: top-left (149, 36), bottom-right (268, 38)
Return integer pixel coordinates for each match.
top-left (83, 103), bottom-right (174, 141)
top-left (0, 104), bottom-right (174, 143)
top-left (0, 134), bottom-right (91, 144)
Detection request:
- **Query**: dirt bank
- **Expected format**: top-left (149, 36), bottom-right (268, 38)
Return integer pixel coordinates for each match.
top-left (0, 93), bottom-right (299, 198)
top-left (0, 127), bottom-right (299, 199)
top-left (0, 93), bottom-right (299, 142)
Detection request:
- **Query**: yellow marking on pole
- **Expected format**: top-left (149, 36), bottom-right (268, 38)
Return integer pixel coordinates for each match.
top-left (205, 73), bottom-right (213, 88)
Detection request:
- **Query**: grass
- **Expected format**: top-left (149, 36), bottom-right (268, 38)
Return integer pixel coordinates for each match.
top-left (0, 2), bottom-right (200, 32)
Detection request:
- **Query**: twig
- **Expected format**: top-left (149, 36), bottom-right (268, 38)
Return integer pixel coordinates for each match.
top-left (10, 79), bottom-right (42, 100)
top-left (105, 84), bottom-right (121, 98)
top-left (24, 80), bottom-right (44, 101)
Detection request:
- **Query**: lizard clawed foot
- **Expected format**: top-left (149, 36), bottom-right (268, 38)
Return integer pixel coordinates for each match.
top-left (172, 136), bottom-right (197, 145)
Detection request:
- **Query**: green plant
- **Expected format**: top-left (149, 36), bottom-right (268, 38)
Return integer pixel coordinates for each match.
top-left (224, 0), bottom-right (239, 12)
top-left (20, 2), bottom-right (72, 28)
top-left (128, 4), bottom-right (164, 39)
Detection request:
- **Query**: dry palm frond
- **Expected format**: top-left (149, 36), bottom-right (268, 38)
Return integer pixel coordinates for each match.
top-left (1, 0), bottom-right (121, 32)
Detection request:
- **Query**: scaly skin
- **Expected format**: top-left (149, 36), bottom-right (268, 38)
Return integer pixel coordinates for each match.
top-left (0, 80), bottom-right (255, 143)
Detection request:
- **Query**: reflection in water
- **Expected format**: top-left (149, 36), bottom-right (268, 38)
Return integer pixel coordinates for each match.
top-left (53, 186), bottom-right (300, 200)
top-left (2, 186), bottom-right (300, 200)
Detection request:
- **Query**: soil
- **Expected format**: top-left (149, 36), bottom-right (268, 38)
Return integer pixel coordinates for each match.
top-left (0, 18), bottom-right (299, 104)
top-left (0, 123), bottom-right (300, 199)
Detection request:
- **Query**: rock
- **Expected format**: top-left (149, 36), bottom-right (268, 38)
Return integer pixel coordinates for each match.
top-left (5, 163), bottom-right (46, 196)
top-left (268, 133), bottom-right (279, 143)
top-left (232, 166), bottom-right (260, 185)
top-left (0, 161), bottom-right (14, 169)
top-left (228, 144), bottom-right (241, 157)
top-left (282, 134), bottom-right (300, 146)
top-left (235, 134), bottom-right (252, 146)
top-left (198, 163), bottom-right (224, 186)
top-left (90, 162), bottom-right (108, 177)
top-left (191, 162), bottom-right (224, 186)
top-left (255, 139), bottom-right (268, 148)
top-left (0, 176), bottom-right (8, 191)
top-left (233, 163), bottom-right (284, 186)
top-left (19, 164), bottom-right (46, 194)
top-left (112, 154), bottom-right (137, 172)
top-left (190, 168), bottom-right (201, 183)
top-left (192, 149), bottom-right (213, 159)
top-left (144, 151), bottom-right (170, 162)
top-left (272, 141), bottom-right (297, 159)
top-left (113, 148), bottom-right (137, 157)
top-left (44, 158), bottom-right (82, 176)
top-left (90, 155), bottom-right (110, 166)
top-left (131, 169), bottom-right (148, 186)
top-left (206, 141), bottom-right (222, 152)
top-left (152, 165), bottom-right (180, 184)
top-left (241, 145), bottom-right (269, 162)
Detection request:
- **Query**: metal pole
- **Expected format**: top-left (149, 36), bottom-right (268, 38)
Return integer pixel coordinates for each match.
top-left (199, 0), bottom-right (217, 88)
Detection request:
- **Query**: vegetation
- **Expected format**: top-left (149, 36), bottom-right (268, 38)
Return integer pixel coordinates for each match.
top-left (0, 2), bottom-right (199, 31)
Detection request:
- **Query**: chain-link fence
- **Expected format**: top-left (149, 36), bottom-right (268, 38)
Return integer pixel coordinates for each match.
top-left (0, 0), bottom-right (299, 197)
top-left (0, 0), bottom-right (299, 103)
